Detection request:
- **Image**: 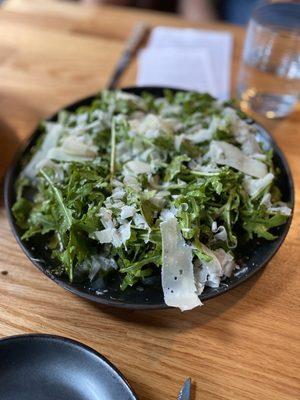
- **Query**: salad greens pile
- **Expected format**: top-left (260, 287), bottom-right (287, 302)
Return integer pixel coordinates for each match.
top-left (12, 90), bottom-right (291, 310)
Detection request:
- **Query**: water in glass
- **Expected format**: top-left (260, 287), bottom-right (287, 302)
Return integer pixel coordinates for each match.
top-left (237, 2), bottom-right (300, 118)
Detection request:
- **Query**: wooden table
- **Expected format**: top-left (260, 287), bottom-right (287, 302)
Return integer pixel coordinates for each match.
top-left (0, 1), bottom-right (299, 399)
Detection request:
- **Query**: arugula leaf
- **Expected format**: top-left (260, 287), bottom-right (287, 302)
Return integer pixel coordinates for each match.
top-left (140, 198), bottom-right (159, 227)
top-left (12, 198), bottom-right (32, 229)
top-left (120, 254), bottom-right (160, 290)
top-left (57, 226), bottom-right (90, 281)
top-left (193, 239), bottom-right (213, 264)
top-left (40, 169), bottom-right (73, 231)
top-left (164, 154), bottom-right (190, 182)
top-left (242, 207), bottom-right (288, 240)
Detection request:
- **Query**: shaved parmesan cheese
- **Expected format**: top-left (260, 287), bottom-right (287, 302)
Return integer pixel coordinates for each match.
top-left (174, 135), bottom-right (184, 151)
top-left (22, 123), bottom-right (62, 178)
top-left (198, 244), bottom-right (223, 288)
top-left (144, 130), bottom-right (161, 140)
top-left (35, 159), bottom-right (57, 171)
top-left (211, 222), bottom-right (227, 241)
top-left (95, 228), bottom-right (113, 244)
top-left (113, 222), bottom-right (131, 247)
top-left (194, 245), bottom-right (236, 290)
top-left (111, 179), bottom-right (123, 187)
top-left (260, 193), bottom-right (272, 207)
top-left (268, 205), bottom-right (291, 216)
top-left (184, 129), bottom-right (213, 144)
top-left (252, 153), bottom-right (267, 161)
top-left (133, 213), bottom-right (149, 229)
top-left (207, 140), bottom-right (268, 178)
top-left (150, 190), bottom-right (170, 208)
top-left (120, 205), bottom-right (136, 219)
top-left (241, 136), bottom-right (262, 156)
top-left (139, 148), bottom-right (153, 162)
top-left (243, 173), bottom-right (274, 197)
top-left (160, 217), bottom-right (201, 311)
top-left (74, 112), bottom-right (88, 125)
top-left (222, 108), bottom-right (265, 157)
top-left (99, 207), bottom-right (114, 229)
top-left (160, 104), bottom-right (182, 118)
top-left (69, 120), bottom-right (103, 135)
top-left (211, 221), bottom-right (218, 232)
top-left (193, 260), bottom-right (206, 296)
top-left (111, 187), bottom-right (125, 200)
top-left (116, 91), bottom-right (147, 110)
top-left (188, 157), bottom-right (203, 170)
top-left (259, 194), bottom-right (292, 216)
top-left (88, 256), bottom-right (117, 281)
top-left (62, 136), bottom-right (98, 157)
top-left (175, 118), bottom-right (220, 149)
top-left (47, 148), bottom-right (94, 163)
top-left (160, 206), bottom-right (178, 221)
top-left (137, 114), bottom-right (175, 135)
top-left (197, 164), bottom-right (220, 173)
top-left (95, 221), bottom-right (131, 248)
top-left (215, 227), bottom-right (227, 242)
top-left (184, 116), bottom-right (223, 144)
top-left (214, 248), bottom-right (237, 278)
top-left (124, 160), bottom-right (151, 175)
top-left (123, 175), bottom-right (141, 191)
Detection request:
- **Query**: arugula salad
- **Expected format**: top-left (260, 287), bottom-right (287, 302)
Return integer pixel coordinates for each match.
top-left (13, 90), bottom-right (291, 310)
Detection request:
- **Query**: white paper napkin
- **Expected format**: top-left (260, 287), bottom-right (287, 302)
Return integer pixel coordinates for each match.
top-left (137, 26), bottom-right (233, 100)
top-left (137, 47), bottom-right (217, 96)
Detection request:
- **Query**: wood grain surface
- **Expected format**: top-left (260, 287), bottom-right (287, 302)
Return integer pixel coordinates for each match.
top-left (0, 1), bottom-right (299, 399)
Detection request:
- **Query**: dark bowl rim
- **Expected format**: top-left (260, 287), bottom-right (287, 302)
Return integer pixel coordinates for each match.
top-left (3, 86), bottom-right (295, 310)
top-left (0, 333), bottom-right (138, 399)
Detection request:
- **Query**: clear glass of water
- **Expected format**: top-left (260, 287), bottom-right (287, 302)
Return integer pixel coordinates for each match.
top-left (237, 1), bottom-right (300, 119)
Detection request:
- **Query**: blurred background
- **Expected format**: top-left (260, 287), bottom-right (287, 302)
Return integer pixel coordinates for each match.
top-left (78, 0), bottom-right (261, 25)
top-left (1, 0), bottom-right (297, 25)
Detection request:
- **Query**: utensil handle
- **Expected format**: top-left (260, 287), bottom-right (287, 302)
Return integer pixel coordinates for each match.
top-left (106, 22), bottom-right (149, 90)
top-left (178, 378), bottom-right (192, 400)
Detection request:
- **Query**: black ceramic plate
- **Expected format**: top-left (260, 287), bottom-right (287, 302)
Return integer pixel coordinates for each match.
top-left (0, 334), bottom-right (137, 400)
top-left (4, 87), bottom-right (294, 309)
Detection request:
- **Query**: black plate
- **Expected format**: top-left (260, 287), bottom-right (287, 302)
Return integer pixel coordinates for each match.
top-left (0, 334), bottom-right (137, 400)
top-left (4, 87), bottom-right (294, 309)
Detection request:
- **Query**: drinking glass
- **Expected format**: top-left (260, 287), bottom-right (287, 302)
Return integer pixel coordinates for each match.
top-left (237, 1), bottom-right (300, 119)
